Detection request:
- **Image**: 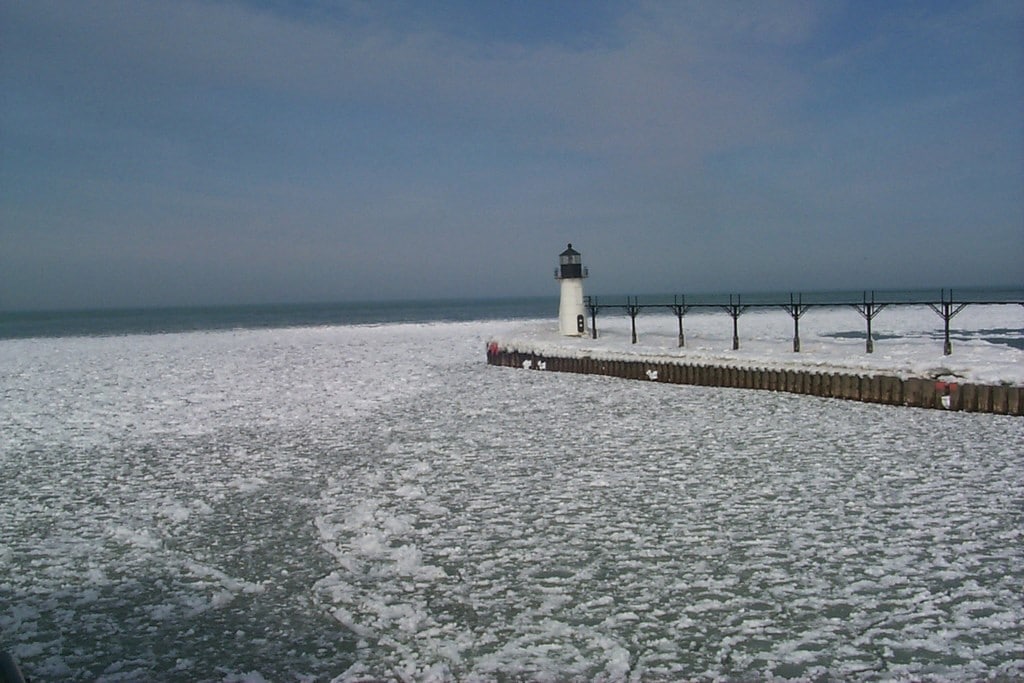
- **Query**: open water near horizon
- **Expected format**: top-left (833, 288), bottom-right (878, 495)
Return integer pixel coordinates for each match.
top-left (2, 292), bottom-right (1023, 681)
top-left (2, 286), bottom-right (1021, 341)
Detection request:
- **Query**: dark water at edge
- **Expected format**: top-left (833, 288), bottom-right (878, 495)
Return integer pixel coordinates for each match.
top-left (2, 287), bottom-right (1021, 341)
top-left (0, 297), bottom-right (559, 341)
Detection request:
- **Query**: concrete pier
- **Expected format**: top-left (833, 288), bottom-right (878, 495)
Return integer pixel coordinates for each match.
top-left (485, 343), bottom-right (1023, 416)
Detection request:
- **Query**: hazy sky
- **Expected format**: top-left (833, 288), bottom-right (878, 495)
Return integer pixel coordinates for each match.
top-left (2, 0), bottom-right (1022, 310)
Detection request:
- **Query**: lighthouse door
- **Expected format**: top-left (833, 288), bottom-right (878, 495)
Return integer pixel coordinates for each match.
top-left (576, 315), bottom-right (585, 334)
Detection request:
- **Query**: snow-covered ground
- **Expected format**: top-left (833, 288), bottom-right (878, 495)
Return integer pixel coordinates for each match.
top-left (498, 304), bottom-right (1024, 386)
top-left (1, 318), bottom-right (1022, 681)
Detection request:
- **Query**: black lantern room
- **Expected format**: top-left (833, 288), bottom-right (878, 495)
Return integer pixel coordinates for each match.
top-left (556, 243), bottom-right (587, 280)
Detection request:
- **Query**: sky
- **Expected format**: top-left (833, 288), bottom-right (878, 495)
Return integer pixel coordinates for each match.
top-left (1, 0), bottom-right (1022, 310)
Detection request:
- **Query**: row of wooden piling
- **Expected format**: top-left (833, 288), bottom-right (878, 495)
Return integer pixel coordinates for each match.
top-left (486, 344), bottom-right (1023, 415)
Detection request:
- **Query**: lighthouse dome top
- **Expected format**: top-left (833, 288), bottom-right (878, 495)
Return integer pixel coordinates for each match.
top-left (559, 244), bottom-right (582, 266)
top-left (556, 243), bottom-right (587, 279)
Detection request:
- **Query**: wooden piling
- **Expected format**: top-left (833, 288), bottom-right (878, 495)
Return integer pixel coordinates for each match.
top-left (991, 385), bottom-right (1008, 414)
top-left (1008, 387), bottom-right (1021, 416)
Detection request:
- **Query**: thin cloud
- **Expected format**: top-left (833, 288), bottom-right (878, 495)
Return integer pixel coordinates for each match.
top-left (1, 0), bottom-right (1021, 309)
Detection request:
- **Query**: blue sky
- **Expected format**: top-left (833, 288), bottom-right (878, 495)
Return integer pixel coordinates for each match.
top-left (2, 0), bottom-right (1021, 310)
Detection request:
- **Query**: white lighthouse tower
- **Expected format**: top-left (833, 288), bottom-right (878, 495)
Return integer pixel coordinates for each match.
top-left (555, 243), bottom-right (588, 336)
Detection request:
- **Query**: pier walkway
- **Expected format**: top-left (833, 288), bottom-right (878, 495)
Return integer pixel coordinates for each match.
top-left (486, 343), bottom-right (1023, 416)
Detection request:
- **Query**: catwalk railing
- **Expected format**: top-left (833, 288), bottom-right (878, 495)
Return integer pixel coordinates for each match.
top-left (584, 290), bottom-right (1024, 355)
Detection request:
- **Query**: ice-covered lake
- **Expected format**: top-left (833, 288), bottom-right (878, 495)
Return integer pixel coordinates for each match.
top-left (2, 317), bottom-right (1022, 681)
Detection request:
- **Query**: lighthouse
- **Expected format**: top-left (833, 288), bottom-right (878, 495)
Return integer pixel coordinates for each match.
top-left (555, 243), bottom-right (588, 336)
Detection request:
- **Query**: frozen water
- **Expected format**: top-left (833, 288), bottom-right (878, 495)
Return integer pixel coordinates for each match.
top-left (1, 316), bottom-right (1022, 681)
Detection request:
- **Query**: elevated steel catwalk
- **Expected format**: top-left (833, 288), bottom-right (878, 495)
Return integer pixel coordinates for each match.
top-left (584, 290), bottom-right (1024, 355)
